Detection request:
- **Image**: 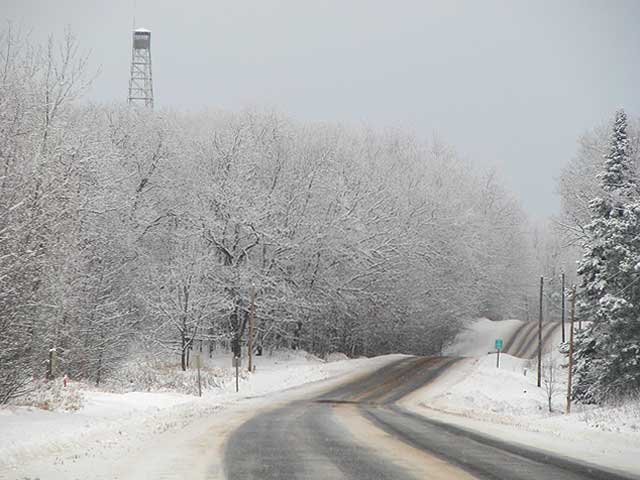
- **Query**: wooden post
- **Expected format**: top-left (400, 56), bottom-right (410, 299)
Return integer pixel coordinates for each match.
top-left (196, 353), bottom-right (202, 397)
top-left (566, 285), bottom-right (576, 414)
top-left (235, 358), bottom-right (239, 392)
top-left (248, 284), bottom-right (256, 373)
top-left (561, 273), bottom-right (566, 343)
top-left (538, 276), bottom-right (543, 388)
top-left (47, 348), bottom-right (58, 380)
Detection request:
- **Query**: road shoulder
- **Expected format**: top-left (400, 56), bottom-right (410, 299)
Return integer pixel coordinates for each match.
top-left (399, 356), bottom-right (640, 478)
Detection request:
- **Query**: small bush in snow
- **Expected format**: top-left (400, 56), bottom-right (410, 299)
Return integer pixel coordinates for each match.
top-left (102, 357), bottom-right (246, 395)
top-left (11, 378), bottom-right (84, 411)
top-left (268, 349), bottom-right (324, 363)
top-left (579, 392), bottom-right (640, 433)
top-left (326, 352), bottom-right (349, 362)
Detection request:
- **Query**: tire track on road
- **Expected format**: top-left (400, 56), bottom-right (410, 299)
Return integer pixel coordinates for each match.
top-left (224, 355), bottom-right (639, 480)
top-left (362, 405), bottom-right (637, 480)
top-left (502, 321), bottom-right (533, 355)
top-left (515, 322), bottom-right (560, 358)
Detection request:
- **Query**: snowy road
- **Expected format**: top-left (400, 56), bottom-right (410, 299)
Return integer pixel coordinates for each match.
top-left (224, 356), bottom-right (639, 480)
top-left (4, 333), bottom-right (638, 480)
top-left (502, 321), bottom-right (561, 359)
top-left (0, 354), bottom-right (401, 480)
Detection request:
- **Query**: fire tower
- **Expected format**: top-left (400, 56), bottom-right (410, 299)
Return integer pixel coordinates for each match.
top-left (128, 28), bottom-right (154, 108)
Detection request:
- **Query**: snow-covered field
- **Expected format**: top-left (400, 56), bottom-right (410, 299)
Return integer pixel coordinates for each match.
top-left (404, 318), bottom-right (640, 476)
top-left (0, 351), bottom-right (400, 480)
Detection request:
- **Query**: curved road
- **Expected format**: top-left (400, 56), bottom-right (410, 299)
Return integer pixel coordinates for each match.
top-left (502, 321), bottom-right (561, 359)
top-left (224, 356), bottom-right (638, 480)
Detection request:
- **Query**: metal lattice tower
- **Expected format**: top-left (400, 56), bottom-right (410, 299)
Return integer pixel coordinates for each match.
top-left (128, 28), bottom-right (154, 108)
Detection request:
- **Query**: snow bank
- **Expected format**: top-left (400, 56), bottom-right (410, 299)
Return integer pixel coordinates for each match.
top-left (325, 352), bottom-right (349, 362)
top-left (406, 354), bottom-right (552, 417)
top-left (0, 352), bottom-right (397, 477)
top-left (9, 378), bottom-right (85, 412)
top-left (402, 351), bottom-right (640, 475)
top-left (79, 390), bottom-right (195, 417)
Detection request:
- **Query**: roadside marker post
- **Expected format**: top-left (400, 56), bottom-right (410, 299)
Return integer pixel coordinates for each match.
top-left (233, 355), bottom-right (240, 392)
top-left (195, 353), bottom-right (202, 397)
top-left (538, 276), bottom-right (543, 388)
top-left (248, 284), bottom-right (256, 374)
top-left (561, 273), bottom-right (566, 343)
top-left (495, 339), bottom-right (503, 368)
top-left (232, 337), bottom-right (241, 392)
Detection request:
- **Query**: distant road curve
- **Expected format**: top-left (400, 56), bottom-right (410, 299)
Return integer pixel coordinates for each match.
top-left (502, 321), bottom-right (561, 359)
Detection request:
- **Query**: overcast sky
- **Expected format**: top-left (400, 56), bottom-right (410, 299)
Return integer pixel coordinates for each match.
top-left (3, 0), bottom-right (640, 219)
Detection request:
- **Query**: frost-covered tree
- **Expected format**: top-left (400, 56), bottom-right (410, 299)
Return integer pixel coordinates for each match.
top-left (573, 109), bottom-right (640, 403)
top-left (1, 24), bottom-right (537, 402)
top-left (559, 116), bottom-right (640, 242)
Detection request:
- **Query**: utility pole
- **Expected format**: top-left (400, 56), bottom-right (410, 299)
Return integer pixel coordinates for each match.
top-left (537, 276), bottom-right (543, 388)
top-left (566, 285), bottom-right (576, 414)
top-left (248, 284), bottom-right (256, 373)
top-left (561, 273), bottom-right (566, 343)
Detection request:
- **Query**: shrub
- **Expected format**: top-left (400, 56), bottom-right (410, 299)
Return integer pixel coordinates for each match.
top-left (101, 357), bottom-right (245, 395)
top-left (11, 378), bottom-right (84, 411)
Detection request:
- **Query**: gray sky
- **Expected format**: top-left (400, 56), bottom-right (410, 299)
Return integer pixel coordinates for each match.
top-left (3, 0), bottom-right (640, 219)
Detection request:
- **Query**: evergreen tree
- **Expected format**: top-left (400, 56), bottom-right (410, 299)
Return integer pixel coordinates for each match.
top-left (573, 109), bottom-right (640, 403)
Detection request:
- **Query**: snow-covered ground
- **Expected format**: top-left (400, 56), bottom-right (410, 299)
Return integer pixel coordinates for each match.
top-left (403, 318), bottom-right (640, 476)
top-left (3, 319), bottom-right (638, 478)
top-left (0, 351), bottom-right (401, 479)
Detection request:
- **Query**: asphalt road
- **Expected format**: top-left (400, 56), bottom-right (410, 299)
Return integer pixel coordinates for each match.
top-left (224, 356), bottom-right (638, 480)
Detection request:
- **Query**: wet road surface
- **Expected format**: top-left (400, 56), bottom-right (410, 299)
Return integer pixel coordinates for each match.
top-left (224, 356), bottom-right (638, 480)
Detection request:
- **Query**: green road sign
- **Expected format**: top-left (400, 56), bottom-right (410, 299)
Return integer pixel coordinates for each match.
top-left (495, 339), bottom-right (503, 350)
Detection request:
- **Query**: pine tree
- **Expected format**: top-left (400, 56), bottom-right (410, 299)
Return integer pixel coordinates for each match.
top-left (573, 109), bottom-right (640, 403)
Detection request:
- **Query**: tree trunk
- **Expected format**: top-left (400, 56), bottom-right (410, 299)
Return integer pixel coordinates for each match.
top-left (181, 329), bottom-right (187, 371)
top-left (96, 348), bottom-right (103, 386)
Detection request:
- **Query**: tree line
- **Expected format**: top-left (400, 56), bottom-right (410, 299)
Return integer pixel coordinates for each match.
top-left (0, 29), bottom-right (533, 402)
top-left (559, 110), bottom-right (640, 403)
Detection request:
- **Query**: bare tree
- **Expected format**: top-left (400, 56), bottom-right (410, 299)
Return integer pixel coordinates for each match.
top-left (1, 25), bottom-right (539, 402)
top-left (542, 353), bottom-right (560, 413)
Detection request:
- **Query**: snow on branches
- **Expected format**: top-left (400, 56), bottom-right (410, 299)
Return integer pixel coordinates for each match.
top-left (573, 109), bottom-right (640, 403)
top-left (0, 27), bottom-right (533, 402)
